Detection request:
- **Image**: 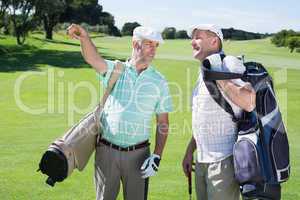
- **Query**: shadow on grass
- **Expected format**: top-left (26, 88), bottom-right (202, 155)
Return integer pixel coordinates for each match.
top-left (90, 35), bottom-right (105, 39)
top-left (32, 36), bottom-right (81, 47)
top-left (0, 44), bottom-right (39, 54)
top-left (0, 45), bottom-right (126, 72)
top-left (32, 36), bottom-right (109, 50)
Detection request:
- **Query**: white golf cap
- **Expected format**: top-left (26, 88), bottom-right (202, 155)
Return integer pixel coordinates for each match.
top-left (188, 24), bottom-right (223, 42)
top-left (133, 26), bottom-right (164, 44)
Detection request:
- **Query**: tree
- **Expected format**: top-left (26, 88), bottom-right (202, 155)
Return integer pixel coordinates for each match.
top-left (222, 27), bottom-right (266, 40)
top-left (60, 0), bottom-right (103, 25)
top-left (0, 0), bottom-right (9, 28)
top-left (35, 0), bottom-right (67, 40)
top-left (0, 0), bottom-right (10, 34)
top-left (162, 27), bottom-right (176, 39)
top-left (8, 0), bottom-right (36, 45)
top-left (287, 37), bottom-right (300, 53)
top-left (175, 30), bottom-right (188, 39)
top-left (60, 0), bottom-right (118, 36)
top-left (121, 22), bottom-right (141, 36)
top-left (99, 11), bottom-right (114, 27)
top-left (100, 11), bottom-right (121, 36)
top-left (271, 29), bottom-right (299, 47)
top-left (109, 25), bottom-right (121, 37)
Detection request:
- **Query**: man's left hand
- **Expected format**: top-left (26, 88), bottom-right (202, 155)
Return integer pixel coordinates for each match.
top-left (140, 154), bottom-right (161, 179)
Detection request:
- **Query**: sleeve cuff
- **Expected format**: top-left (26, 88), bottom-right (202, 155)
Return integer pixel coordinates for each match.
top-left (96, 60), bottom-right (116, 88)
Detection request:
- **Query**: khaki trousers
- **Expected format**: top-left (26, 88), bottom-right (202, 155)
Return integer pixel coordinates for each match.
top-left (94, 143), bottom-right (150, 200)
top-left (195, 156), bottom-right (240, 200)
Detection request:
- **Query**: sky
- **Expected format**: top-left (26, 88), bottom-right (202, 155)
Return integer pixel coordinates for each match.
top-left (98, 0), bottom-right (300, 33)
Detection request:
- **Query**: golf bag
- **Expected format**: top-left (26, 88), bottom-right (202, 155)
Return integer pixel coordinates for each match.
top-left (202, 55), bottom-right (290, 200)
top-left (38, 106), bottom-right (101, 186)
top-left (38, 62), bottom-right (123, 186)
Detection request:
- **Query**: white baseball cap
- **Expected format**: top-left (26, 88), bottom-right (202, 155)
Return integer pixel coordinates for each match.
top-left (133, 26), bottom-right (164, 44)
top-left (188, 24), bottom-right (223, 42)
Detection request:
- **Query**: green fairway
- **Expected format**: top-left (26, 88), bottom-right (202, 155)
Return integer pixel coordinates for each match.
top-left (0, 33), bottom-right (300, 200)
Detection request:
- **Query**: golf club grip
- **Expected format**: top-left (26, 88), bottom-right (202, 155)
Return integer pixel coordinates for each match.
top-left (188, 171), bottom-right (192, 195)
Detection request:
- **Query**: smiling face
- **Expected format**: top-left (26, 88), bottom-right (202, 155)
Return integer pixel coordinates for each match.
top-left (133, 39), bottom-right (159, 64)
top-left (191, 29), bottom-right (221, 61)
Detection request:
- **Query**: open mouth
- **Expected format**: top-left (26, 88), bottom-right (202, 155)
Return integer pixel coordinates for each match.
top-left (193, 46), bottom-right (200, 51)
top-left (148, 53), bottom-right (155, 57)
top-left (193, 48), bottom-right (201, 55)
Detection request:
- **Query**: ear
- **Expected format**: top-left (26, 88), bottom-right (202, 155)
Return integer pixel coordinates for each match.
top-left (132, 41), bottom-right (137, 48)
top-left (211, 37), bottom-right (219, 50)
top-left (133, 40), bottom-right (141, 50)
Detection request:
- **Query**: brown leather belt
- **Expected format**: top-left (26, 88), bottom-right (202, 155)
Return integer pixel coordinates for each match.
top-left (97, 138), bottom-right (150, 152)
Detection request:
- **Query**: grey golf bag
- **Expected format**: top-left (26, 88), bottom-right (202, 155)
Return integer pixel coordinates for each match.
top-left (38, 61), bottom-right (123, 186)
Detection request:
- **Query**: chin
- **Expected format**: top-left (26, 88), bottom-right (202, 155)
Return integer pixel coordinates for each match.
top-left (145, 57), bottom-right (154, 63)
top-left (193, 53), bottom-right (201, 60)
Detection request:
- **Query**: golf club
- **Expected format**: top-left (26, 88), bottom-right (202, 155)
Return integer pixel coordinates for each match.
top-left (188, 171), bottom-right (192, 200)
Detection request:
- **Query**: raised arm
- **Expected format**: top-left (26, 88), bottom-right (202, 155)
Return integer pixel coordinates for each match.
top-left (67, 24), bottom-right (107, 74)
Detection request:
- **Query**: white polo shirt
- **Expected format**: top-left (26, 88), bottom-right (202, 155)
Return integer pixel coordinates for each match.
top-left (192, 63), bottom-right (246, 163)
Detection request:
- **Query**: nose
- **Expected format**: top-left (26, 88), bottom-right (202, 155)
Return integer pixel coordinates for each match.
top-left (150, 45), bottom-right (157, 51)
top-left (191, 39), bottom-right (197, 48)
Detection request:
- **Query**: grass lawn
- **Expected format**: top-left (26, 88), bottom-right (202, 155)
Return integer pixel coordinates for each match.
top-left (0, 33), bottom-right (300, 200)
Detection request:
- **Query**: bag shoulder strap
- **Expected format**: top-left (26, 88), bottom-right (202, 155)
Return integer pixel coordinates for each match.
top-left (201, 54), bottom-right (239, 122)
top-left (99, 61), bottom-right (124, 108)
top-left (202, 67), bottom-right (244, 81)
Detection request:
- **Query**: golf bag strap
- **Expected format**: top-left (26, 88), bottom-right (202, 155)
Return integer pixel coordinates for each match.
top-left (202, 68), bottom-right (244, 81)
top-left (202, 55), bottom-right (237, 121)
top-left (100, 61), bottom-right (124, 108)
top-left (202, 53), bottom-right (244, 81)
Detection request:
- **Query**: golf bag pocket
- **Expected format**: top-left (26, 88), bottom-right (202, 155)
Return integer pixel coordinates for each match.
top-left (233, 117), bottom-right (263, 184)
top-left (269, 115), bottom-right (290, 182)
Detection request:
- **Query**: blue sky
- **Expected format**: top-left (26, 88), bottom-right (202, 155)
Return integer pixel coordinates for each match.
top-left (98, 0), bottom-right (299, 33)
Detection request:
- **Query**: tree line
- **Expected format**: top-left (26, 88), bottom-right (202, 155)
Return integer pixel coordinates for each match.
top-left (0, 0), bottom-right (120, 44)
top-left (160, 27), bottom-right (269, 40)
top-left (2, 0), bottom-right (298, 51)
top-left (271, 29), bottom-right (300, 53)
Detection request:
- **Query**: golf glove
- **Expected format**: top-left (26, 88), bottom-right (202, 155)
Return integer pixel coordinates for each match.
top-left (141, 154), bottom-right (161, 179)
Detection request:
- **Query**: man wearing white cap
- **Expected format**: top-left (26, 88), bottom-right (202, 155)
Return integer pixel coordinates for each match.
top-left (67, 24), bottom-right (173, 200)
top-left (182, 24), bottom-right (256, 200)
